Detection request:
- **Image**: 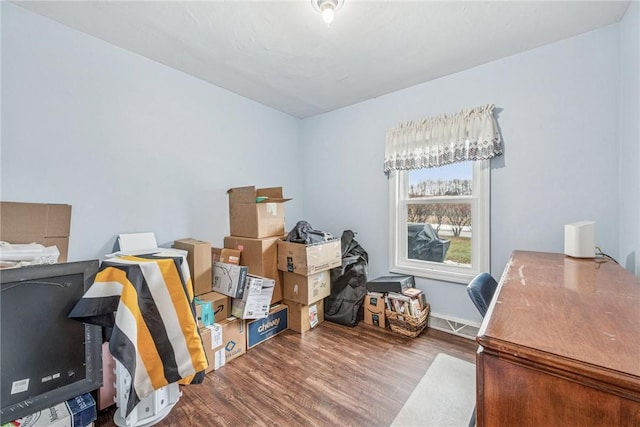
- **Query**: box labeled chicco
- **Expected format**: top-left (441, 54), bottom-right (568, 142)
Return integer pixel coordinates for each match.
top-left (246, 304), bottom-right (289, 349)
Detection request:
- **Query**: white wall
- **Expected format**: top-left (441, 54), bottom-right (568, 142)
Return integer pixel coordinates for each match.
top-left (619, 1), bottom-right (640, 276)
top-left (301, 25), bottom-right (622, 324)
top-left (1, 3), bottom-right (303, 261)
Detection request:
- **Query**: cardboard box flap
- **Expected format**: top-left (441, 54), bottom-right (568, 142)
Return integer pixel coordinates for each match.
top-left (227, 186), bottom-right (257, 203)
top-left (256, 197), bottom-right (291, 203)
top-left (256, 187), bottom-right (291, 203)
top-left (175, 237), bottom-right (208, 246)
top-left (227, 186), bottom-right (291, 204)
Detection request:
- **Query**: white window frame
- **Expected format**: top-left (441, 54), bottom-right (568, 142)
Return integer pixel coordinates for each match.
top-left (389, 160), bottom-right (490, 284)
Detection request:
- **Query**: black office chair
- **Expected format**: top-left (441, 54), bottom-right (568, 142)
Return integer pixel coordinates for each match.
top-left (466, 272), bottom-right (498, 317)
top-left (466, 272), bottom-right (498, 427)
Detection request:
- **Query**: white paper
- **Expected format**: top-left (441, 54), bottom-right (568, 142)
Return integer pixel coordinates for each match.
top-left (11, 378), bottom-right (29, 394)
top-left (105, 247), bottom-right (187, 258)
top-left (214, 348), bottom-right (226, 369)
top-left (266, 202), bottom-right (278, 216)
top-left (309, 304), bottom-right (319, 328)
top-left (118, 232), bottom-right (158, 251)
top-left (208, 324), bottom-right (223, 349)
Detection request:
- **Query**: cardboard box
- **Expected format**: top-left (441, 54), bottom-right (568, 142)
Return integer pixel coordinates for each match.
top-left (6, 392), bottom-right (96, 427)
top-left (194, 298), bottom-right (214, 327)
top-left (283, 299), bottom-right (324, 333)
top-left (0, 202), bottom-right (72, 262)
top-left (282, 270), bottom-right (331, 305)
top-left (213, 317), bottom-right (246, 369)
top-left (364, 291), bottom-right (386, 328)
top-left (174, 238), bottom-right (212, 296)
top-left (224, 235), bottom-right (283, 304)
top-left (227, 186), bottom-right (291, 238)
top-left (366, 275), bottom-right (415, 293)
top-left (246, 304), bottom-right (289, 349)
top-left (200, 325), bottom-right (224, 374)
top-left (211, 247), bottom-right (241, 265)
top-left (231, 275), bottom-right (275, 319)
top-left (277, 239), bottom-right (341, 276)
top-left (196, 291), bottom-right (230, 323)
top-left (212, 261), bottom-right (248, 298)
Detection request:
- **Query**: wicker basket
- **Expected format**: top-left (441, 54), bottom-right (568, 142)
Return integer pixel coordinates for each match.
top-left (385, 303), bottom-right (430, 338)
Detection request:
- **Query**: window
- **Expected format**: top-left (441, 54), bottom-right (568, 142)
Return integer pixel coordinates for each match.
top-left (389, 160), bottom-right (490, 283)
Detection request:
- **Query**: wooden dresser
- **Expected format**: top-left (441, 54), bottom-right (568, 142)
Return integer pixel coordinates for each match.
top-left (476, 250), bottom-right (640, 426)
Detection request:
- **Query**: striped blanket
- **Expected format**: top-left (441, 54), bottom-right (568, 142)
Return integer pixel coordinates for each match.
top-left (69, 254), bottom-right (207, 416)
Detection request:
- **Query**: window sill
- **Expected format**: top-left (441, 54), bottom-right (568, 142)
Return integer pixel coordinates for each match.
top-left (390, 264), bottom-right (475, 284)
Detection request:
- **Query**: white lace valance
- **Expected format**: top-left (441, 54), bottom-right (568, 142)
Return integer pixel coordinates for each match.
top-left (384, 104), bottom-right (502, 174)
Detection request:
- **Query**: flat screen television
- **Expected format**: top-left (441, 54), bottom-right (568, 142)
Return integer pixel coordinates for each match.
top-left (0, 260), bottom-right (102, 423)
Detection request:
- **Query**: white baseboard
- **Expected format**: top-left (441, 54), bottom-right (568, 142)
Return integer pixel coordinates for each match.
top-left (428, 312), bottom-right (480, 340)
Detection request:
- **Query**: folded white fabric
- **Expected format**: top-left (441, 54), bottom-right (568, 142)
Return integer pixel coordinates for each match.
top-left (0, 241), bottom-right (60, 264)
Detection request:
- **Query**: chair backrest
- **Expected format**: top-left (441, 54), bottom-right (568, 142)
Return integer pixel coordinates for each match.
top-left (466, 272), bottom-right (498, 318)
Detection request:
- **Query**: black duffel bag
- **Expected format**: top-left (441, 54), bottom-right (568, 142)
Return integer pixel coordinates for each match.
top-left (324, 230), bottom-right (369, 327)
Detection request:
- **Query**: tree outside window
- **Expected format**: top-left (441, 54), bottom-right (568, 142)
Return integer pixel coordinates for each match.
top-left (389, 161), bottom-right (489, 284)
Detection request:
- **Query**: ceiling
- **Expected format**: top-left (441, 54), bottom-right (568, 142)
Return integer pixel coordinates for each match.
top-left (13, 1), bottom-right (630, 118)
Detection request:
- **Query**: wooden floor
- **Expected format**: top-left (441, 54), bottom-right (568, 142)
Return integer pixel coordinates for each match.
top-left (96, 321), bottom-right (477, 427)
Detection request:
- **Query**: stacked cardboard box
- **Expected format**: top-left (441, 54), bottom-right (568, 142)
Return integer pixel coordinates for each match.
top-left (224, 235), bottom-right (283, 303)
top-left (277, 239), bottom-right (341, 276)
top-left (227, 186), bottom-right (291, 238)
top-left (199, 324), bottom-right (223, 374)
top-left (282, 270), bottom-right (331, 305)
top-left (286, 299), bottom-right (324, 334)
top-left (363, 275), bottom-right (419, 330)
top-left (212, 260), bottom-right (277, 321)
top-left (173, 236), bottom-right (254, 373)
top-left (361, 275), bottom-right (429, 335)
top-left (193, 185), bottom-right (293, 368)
top-left (199, 314), bottom-right (254, 373)
top-left (196, 291), bottom-right (230, 326)
top-left (246, 304), bottom-right (289, 349)
top-left (231, 274), bottom-right (275, 319)
top-left (277, 239), bottom-right (341, 333)
top-left (3, 393), bottom-right (97, 427)
top-left (224, 186), bottom-right (291, 305)
top-left (200, 317), bottom-right (246, 373)
top-left (174, 238), bottom-right (213, 297)
top-left (212, 261), bottom-right (249, 299)
top-left (364, 292), bottom-right (386, 328)
top-left (211, 247), bottom-right (241, 265)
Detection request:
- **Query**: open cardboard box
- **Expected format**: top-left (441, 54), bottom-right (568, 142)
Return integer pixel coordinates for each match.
top-left (277, 239), bottom-right (341, 276)
top-left (227, 186), bottom-right (291, 238)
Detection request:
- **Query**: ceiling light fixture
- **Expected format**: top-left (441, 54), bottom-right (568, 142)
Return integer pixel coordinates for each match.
top-left (312, 0), bottom-right (344, 25)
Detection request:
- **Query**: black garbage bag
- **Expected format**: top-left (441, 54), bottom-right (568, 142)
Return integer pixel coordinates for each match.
top-left (285, 220), bottom-right (334, 244)
top-left (324, 230), bottom-right (369, 327)
top-left (408, 223), bottom-right (451, 262)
